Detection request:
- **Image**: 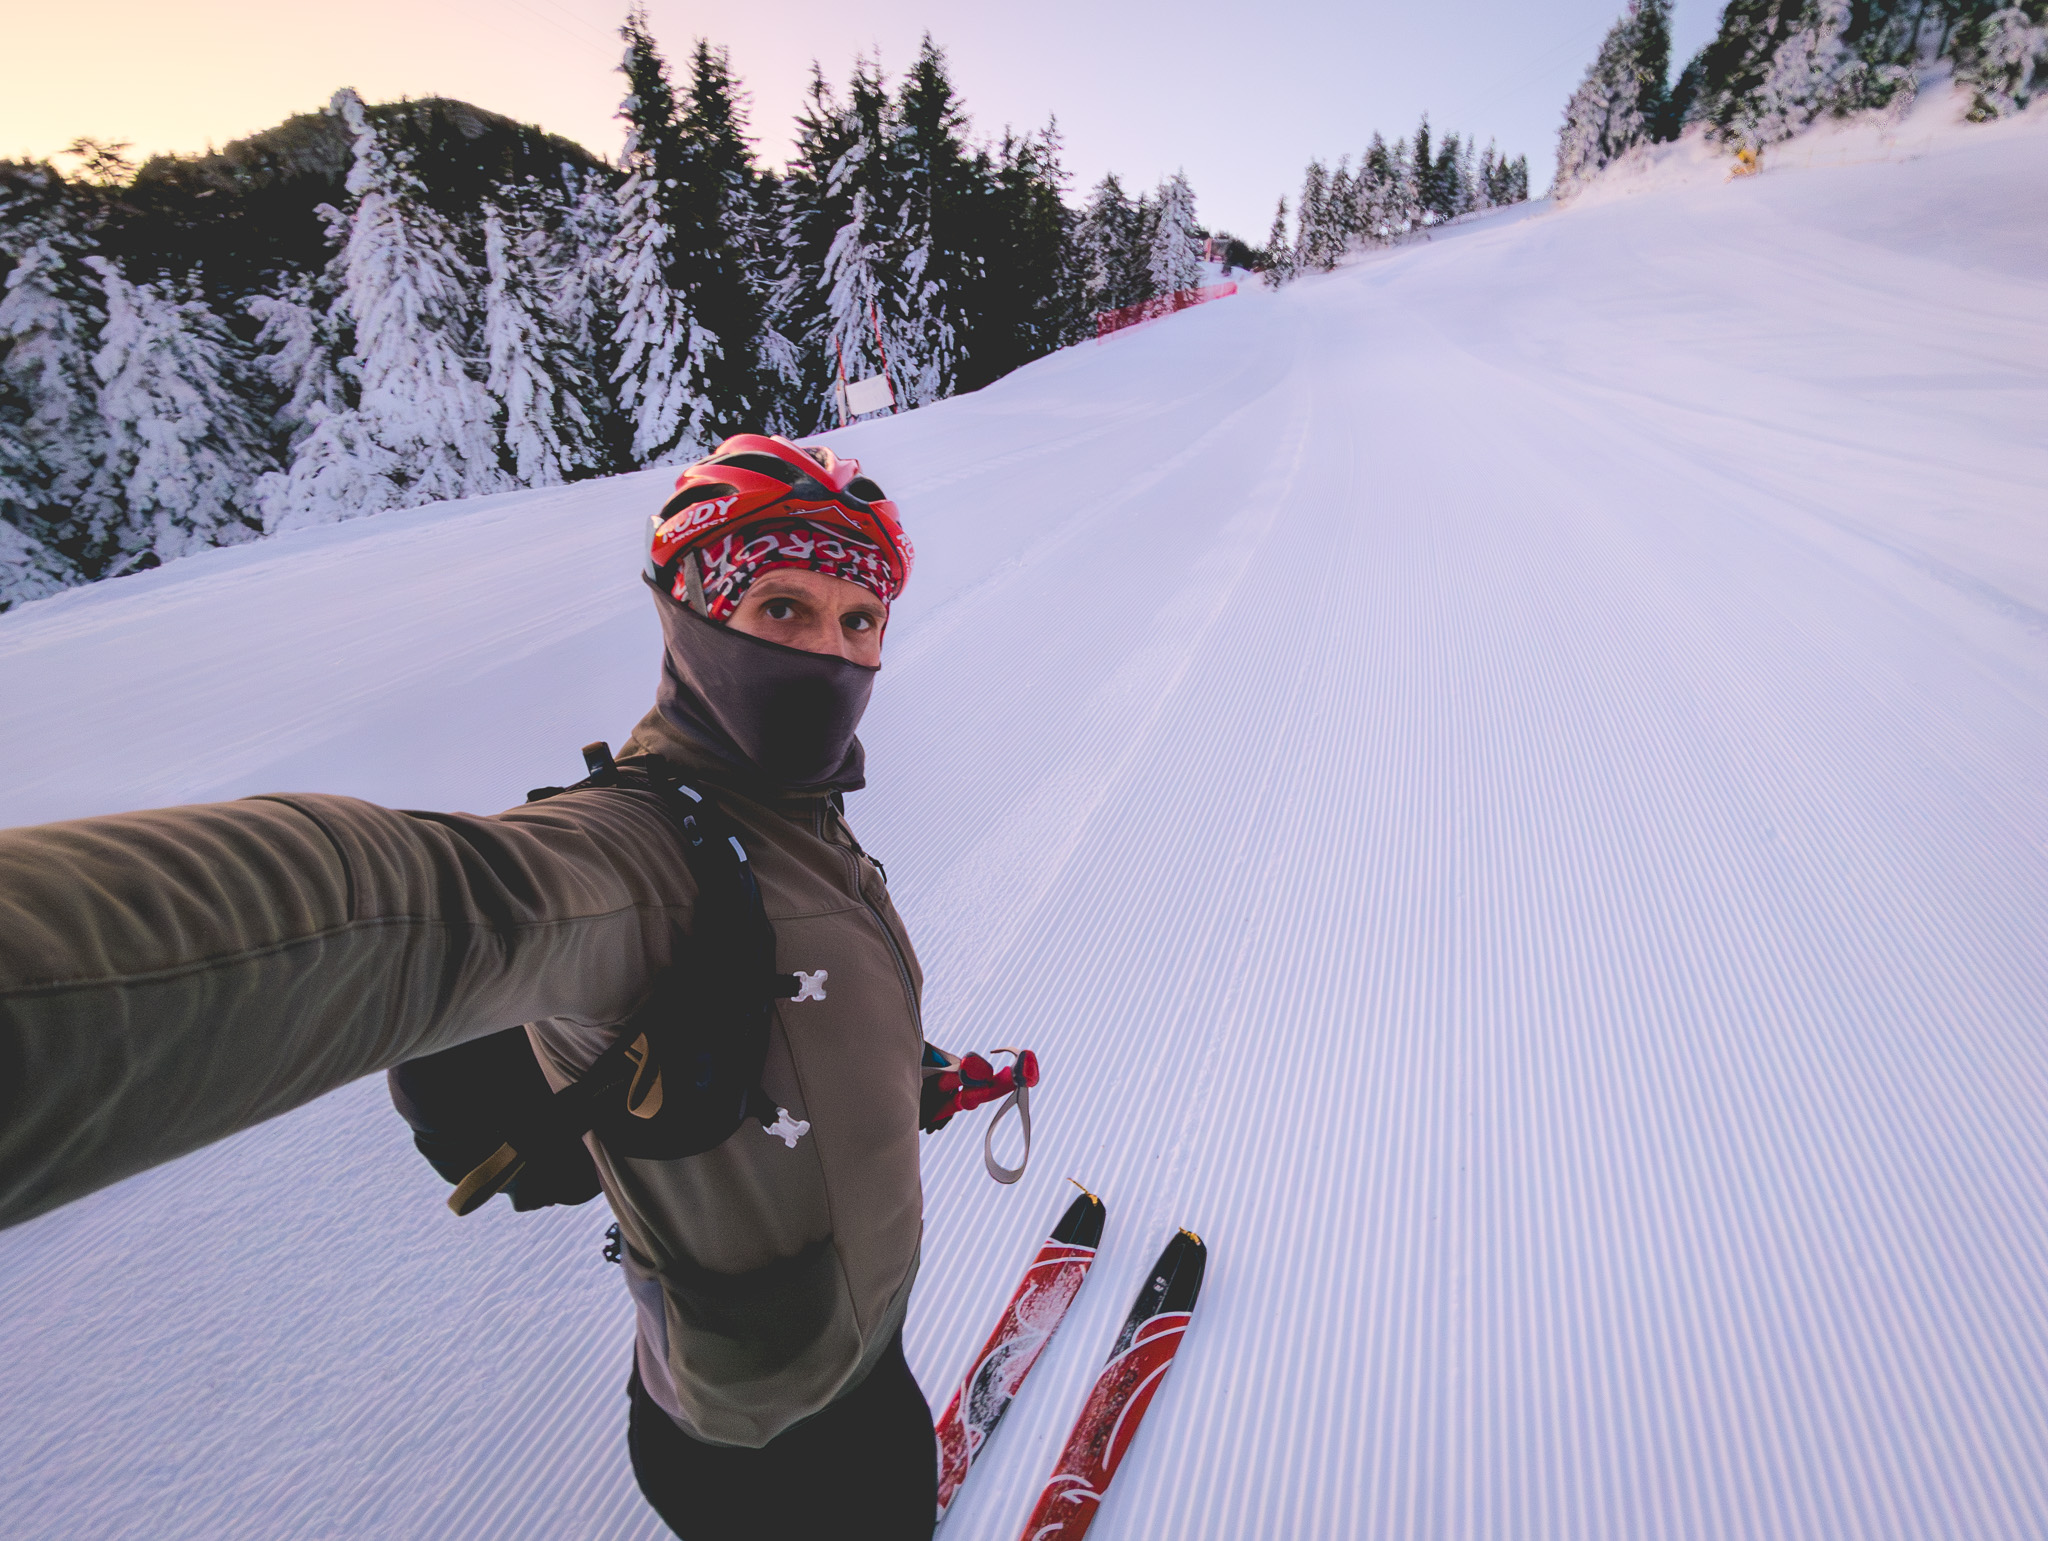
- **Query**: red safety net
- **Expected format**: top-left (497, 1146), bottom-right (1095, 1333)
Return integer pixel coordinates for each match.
top-left (1095, 280), bottom-right (1239, 340)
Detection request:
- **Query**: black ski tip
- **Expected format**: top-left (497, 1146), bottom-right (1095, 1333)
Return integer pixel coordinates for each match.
top-left (1053, 1185), bottom-right (1107, 1249)
top-left (1108, 1227), bottom-right (1210, 1358)
top-left (1162, 1229), bottom-right (1207, 1314)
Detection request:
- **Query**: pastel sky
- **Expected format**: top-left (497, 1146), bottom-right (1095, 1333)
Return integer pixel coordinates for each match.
top-left (4, 0), bottom-right (1725, 239)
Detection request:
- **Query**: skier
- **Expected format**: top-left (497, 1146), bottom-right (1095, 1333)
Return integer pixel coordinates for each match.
top-left (0, 435), bottom-right (951, 1539)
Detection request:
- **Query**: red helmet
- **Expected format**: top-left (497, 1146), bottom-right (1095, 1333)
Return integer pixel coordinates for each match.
top-left (644, 434), bottom-right (913, 608)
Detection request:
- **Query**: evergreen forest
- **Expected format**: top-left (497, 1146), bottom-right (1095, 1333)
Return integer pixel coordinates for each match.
top-left (5, 0), bottom-right (2042, 608)
top-left (0, 21), bottom-right (1227, 608)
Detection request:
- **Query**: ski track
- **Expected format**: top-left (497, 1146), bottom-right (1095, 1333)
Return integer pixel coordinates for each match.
top-left (3, 109), bottom-right (2048, 1538)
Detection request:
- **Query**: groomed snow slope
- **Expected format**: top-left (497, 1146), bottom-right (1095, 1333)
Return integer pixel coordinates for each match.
top-left (3, 102), bottom-right (2047, 1540)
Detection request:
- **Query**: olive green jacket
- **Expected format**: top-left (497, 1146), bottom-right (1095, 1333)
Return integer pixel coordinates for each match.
top-left (0, 703), bottom-right (926, 1447)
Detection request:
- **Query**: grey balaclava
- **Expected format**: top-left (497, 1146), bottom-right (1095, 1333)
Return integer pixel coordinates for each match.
top-left (647, 581), bottom-right (875, 794)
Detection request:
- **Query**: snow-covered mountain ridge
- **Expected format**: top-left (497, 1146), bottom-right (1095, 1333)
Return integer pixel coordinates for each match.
top-left (2, 102), bottom-right (2046, 1539)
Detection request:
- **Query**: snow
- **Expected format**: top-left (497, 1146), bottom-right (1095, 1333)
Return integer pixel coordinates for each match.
top-left (4, 99), bottom-right (2048, 1539)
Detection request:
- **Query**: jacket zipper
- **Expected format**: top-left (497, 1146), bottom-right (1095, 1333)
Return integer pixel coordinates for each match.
top-left (862, 877), bottom-right (922, 1035)
top-left (823, 805), bottom-right (922, 1035)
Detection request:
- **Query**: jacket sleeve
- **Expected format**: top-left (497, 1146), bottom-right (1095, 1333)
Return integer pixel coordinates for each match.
top-left (0, 788), bottom-right (693, 1230)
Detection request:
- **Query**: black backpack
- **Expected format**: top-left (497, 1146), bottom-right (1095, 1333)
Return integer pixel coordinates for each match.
top-left (390, 742), bottom-right (806, 1216)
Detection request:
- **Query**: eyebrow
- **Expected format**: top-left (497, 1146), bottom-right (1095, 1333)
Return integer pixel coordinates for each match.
top-left (750, 577), bottom-right (883, 614)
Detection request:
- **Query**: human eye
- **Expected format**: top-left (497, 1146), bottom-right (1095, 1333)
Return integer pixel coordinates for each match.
top-left (842, 610), bottom-right (876, 633)
top-left (762, 596), bottom-right (800, 621)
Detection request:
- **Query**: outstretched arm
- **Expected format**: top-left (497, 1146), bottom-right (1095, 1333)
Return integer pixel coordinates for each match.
top-left (0, 788), bottom-right (692, 1229)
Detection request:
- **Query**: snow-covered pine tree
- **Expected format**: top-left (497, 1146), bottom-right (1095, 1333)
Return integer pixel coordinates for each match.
top-left (246, 213), bottom-right (384, 535)
top-left (1131, 189), bottom-right (1161, 299)
top-left (1294, 159), bottom-right (1329, 272)
top-left (547, 165), bottom-right (628, 469)
top-left (969, 120), bottom-right (1084, 387)
top-left (0, 333), bottom-right (80, 609)
top-left (750, 204), bottom-right (806, 432)
top-left (265, 89), bottom-right (508, 530)
top-left (673, 40), bottom-right (769, 432)
top-left (1692, 0), bottom-right (1800, 138)
top-left (1743, 1), bottom-right (1855, 144)
top-left (1148, 171), bottom-right (1202, 297)
top-left (1487, 147), bottom-right (1513, 206)
top-left (1411, 118), bottom-right (1438, 223)
top-left (1693, 0), bottom-right (1868, 143)
top-left (1555, 0), bottom-right (1672, 196)
top-left (1473, 142), bottom-right (1500, 212)
top-left (889, 34), bottom-right (977, 408)
top-left (1688, 0), bottom-right (1926, 146)
top-left (821, 56), bottom-right (903, 420)
top-left (609, 10), bottom-right (716, 464)
top-left (1326, 157), bottom-right (1358, 256)
top-left (1660, 48), bottom-right (1709, 137)
top-left (551, 166), bottom-right (621, 360)
top-left (1387, 135), bottom-right (1422, 234)
top-left (0, 493), bottom-right (71, 610)
top-left (1956, 4), bottom-right (2047, 120)
top-left (1079, 174), bottom-right (1148, 314)
top-left (1634, 0), bottom-right (1674, 125)
top-left (246, 204), bottom-right (349, 476)
top-left (1832, 15), bottom-right (1922, 122)
top-left (0, 391), bottom-right (34, 529)
top-left (1487, 145), bottom-right (1529, 208)
top-left (1431, 132), bottom-right (1465, 222)
top-left (1032, 123), bottom-right (1084, 345)
top-left (0, 162), bottom-right (104, 601)
top-left (85, 256), bottom-right (272, 569)
top-left (1261, 197), bottom-right (1296, 287)
top-left (483, 201), bottom-right (599, 487)
top-left (1355, 134), bottom-right (1401, 243)
top-left (766, 65), bottom-right (858, 432)
top-left (612, 168), bottom-right (714, 464)
top-left (247, 279), bottom-right (343, 462)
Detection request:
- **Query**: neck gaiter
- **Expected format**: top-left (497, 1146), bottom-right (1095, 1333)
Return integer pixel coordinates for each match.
top-left (648, 584), bottom-right (876, 794)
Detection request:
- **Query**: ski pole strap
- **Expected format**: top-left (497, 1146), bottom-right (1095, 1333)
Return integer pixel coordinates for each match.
top-left (981, 1049), bottom-right (1037, 1185)
top-left (445, 1030), bottom-right (639, 1214)
top-left (449, 1140), bottom-right (526, 1215)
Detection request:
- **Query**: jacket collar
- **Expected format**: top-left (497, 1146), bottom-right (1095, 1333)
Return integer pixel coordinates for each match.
top-left (618, 705), bottom-right (840, 824)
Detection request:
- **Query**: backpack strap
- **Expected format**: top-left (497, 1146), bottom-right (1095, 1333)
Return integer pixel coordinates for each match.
top-left (448, 743), bottom-right (801, 1216)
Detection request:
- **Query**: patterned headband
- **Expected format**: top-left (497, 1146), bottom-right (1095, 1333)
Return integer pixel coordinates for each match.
top-left (685, 518), bottom-right (899, 622)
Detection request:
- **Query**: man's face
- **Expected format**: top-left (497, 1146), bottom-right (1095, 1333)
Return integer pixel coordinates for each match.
top-left (726, 568), bottom-right (888, 667)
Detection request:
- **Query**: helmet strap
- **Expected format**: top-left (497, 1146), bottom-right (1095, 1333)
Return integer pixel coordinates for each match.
top-left (683, 550), bottom-right (709, 617)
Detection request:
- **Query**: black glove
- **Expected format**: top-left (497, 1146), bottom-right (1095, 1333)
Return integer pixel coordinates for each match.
top-left (921, 1042), bottom-right (962, 1132)
top-left (389, 1028), bottom-right (602, 1211)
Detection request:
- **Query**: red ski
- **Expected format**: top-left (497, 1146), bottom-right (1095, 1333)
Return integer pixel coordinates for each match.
top-left (1016, 1228), bottom-right (1208, 1541)
top-left (935, 1188), bottom-right (1107, 1522)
